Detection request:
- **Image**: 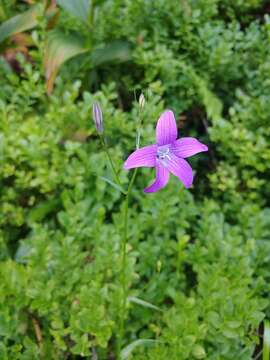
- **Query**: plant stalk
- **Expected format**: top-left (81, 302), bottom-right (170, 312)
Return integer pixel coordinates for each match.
top-left (118, 168), bottom-right (138, 359)
top-left (117, 100), bottom-right (144, 358)
top-left (99, 135), bottom-right (123, 191)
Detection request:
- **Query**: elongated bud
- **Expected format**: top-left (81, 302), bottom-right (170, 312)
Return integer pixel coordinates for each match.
top-left (92, 102), bottom-right (103, 134)
top-left (138, 93), bottom-right (145, 109)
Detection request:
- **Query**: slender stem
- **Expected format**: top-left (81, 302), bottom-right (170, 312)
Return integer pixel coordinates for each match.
top-left (118, 98), bottom-right (144, 356)
top-left (88, 0), bottom-right (95, 31)
top-left (117, 95), bottom-right (145, 358)
top-left (118, 168), bottom-right (138, 358)
top-left (263, 320), bottom-right (270, 360)
top-left (0, 2), bottom-right (6, 22)
top-left (99, 135), bottom-right (123, 190)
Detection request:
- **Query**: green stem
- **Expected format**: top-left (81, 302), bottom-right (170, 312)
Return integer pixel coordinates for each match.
top-left (0, 0), bottom-right (7, 21)
top-left (118, 168), bottom-right (138, 358)
top-left (100, 135), bottom-right (123, 191)
top-left (89, 0), bottom-right (95, 24)
top-left (263, 320), bottom-right (270, 360)
top-left (88, 0), bottom-right (95, 42)
top-left (117, 96), bottom-right (145, 358)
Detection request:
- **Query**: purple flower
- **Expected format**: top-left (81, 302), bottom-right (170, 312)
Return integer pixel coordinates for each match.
top-left (124, 110), bottom-right (208, 193)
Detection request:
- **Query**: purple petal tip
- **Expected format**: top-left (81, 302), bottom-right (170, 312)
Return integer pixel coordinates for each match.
top-left (202, 144), bottom-right (208, 151)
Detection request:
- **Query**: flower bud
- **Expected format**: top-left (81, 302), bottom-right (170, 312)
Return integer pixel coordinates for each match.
top-left (138, 93), bottom-right (145, 109)
top-left (92, 102), bottom-right (103, 134)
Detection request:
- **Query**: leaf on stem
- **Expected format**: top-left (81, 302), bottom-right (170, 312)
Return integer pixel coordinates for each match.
top-left (128, 296), bottom-right (163, 312)
top-left (120, 339), bottom-right (160, 359)
top-left (100, 176), bottom-right (126, 194)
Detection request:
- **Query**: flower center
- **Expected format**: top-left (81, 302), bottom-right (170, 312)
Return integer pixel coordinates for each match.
top-left (157, 146), bottom-right (171, 164)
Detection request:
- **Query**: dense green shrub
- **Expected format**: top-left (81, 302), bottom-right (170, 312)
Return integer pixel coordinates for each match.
top-left (0, 0), bottom-right (270, 359)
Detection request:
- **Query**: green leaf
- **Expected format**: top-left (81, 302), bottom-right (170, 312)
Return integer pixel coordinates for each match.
top-left (192, 344), bottom-right (207, 359)
top-left (56, 0), bottom-right (90, 23)
top-left (28, 198), bottom-right (60, 222)
top-left (99, 176), bottom-right (126, 194)
top-left (128, 296), bottom-right (163, 312)
top-left (263, 320), bottom-right (270, 360)
top-left (91, 41), bottom-right (132, 67)
top-left (0, 5), bottom-right (39, 43)
top-left (179, 61), bottom-right (222, 121)
top-left (44, 30), bottom-right (88, 94)
top-left (15, 243), bottom-right (31, 264)
top-left (120, 339), bottom-right (160, 359)
top-left (199, 85), bottom-right (222, 122)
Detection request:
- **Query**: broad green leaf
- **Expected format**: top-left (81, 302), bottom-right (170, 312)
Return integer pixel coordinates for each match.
top-left (120, 339), bottom-right (160, 359)
top-left (0, 5), bottom-right (39, 43)
top-left (263, 320), bottom-right (270, 360)
top-left (56, 0), bottom-right (90, 23)
top-left (91, 41), bottom-right (132, 67)
top-left (128, 296), bottom-right (163, 312)
top-left (44, 30), bottom-right (88, 94)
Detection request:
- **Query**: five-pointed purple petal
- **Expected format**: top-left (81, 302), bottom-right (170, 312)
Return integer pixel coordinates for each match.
top-left (124, 144), bottom-right (157, 169)
top-left (171, 137), bottom-right (208, 158)
top-left (144, 163), bottom-right (170, 193)
top-left (156, 110), bottom-right (177, 146)
top-left (124, 109), bottom-right (208, 193)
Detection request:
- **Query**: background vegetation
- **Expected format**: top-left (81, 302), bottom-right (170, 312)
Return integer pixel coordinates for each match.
top-left (0, 0), bottom-right (270, 359)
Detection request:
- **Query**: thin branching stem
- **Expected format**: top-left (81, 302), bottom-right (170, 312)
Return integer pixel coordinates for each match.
top-left (118, 168), bottom-right (138, 358)
top-left (99, 134), bottom-right (124, 191)
top-left (118, 101), bottom-right (144, 358)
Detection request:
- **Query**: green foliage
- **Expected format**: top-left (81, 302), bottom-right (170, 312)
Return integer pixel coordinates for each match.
top-left (56, 0), bottom-right (90, 24)
top-left (44, 30), bottom-right (88, 94)
top-left (0, 4), bottom-right (40, 43)
top-left (0, 0), bottom-right (270, 359)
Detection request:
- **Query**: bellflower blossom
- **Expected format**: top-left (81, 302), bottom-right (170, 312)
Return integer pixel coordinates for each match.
top-left (124, 110), bottom-right (208, 193)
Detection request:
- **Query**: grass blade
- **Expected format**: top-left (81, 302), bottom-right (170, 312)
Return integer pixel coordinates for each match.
top-left (100, 176), bottom-right (126, 194)
top-left (128, 296), bottom-right (162, 312)
top-left (120, 339), bottom-right (160, 359)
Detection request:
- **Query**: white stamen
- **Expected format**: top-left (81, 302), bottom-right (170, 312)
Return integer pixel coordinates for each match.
top-left (157, 146), bottom-right (171, 163)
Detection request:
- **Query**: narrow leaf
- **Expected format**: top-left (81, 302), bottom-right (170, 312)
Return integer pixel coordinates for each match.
top-left (56, 0), bottom-right (90, 23)
top-left (28, 198), bottom-right (60, 222)
top-left (0, 5), bottom-right (39, 43)
top-left (100, 176), bottom-right (126, 194)
top-left (263, 320), bottom-right (270, 360)
top-left (44, 30), bottom-right (88, 94)
top-left (120, 339), bottom-right (160, 359)
top-left (128, 296), bottom-right (162, 312)
top-left (91, 41), bottom-right (132, 67)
